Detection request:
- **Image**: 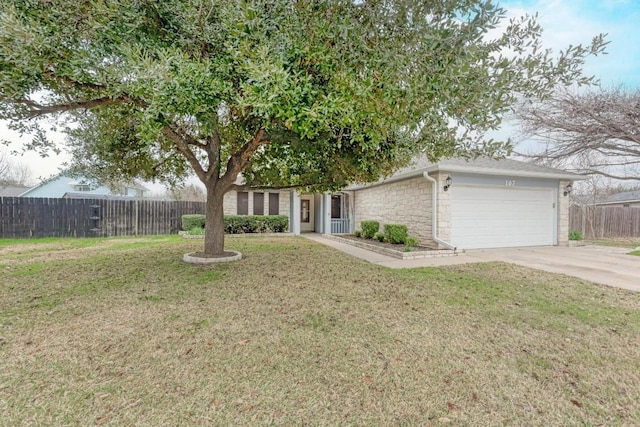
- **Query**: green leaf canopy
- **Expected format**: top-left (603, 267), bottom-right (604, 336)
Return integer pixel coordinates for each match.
top-left (0, 0), bottom-right (606, 254)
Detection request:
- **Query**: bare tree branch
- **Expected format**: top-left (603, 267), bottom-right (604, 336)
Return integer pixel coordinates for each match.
top-left (515, 86), bottom-right (640, 180)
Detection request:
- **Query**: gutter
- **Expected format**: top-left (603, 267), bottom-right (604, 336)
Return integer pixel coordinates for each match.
top-left (422, 172), bottom-right (457, 251)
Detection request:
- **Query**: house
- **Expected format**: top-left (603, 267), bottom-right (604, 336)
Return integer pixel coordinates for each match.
top-left (596, 190), bottom-right (640, 208)
top-left (0, 184), bottom-right (30, 197)
top-left (19, 174), bottom-right (149, 199)
top-left (224, 157), bottom-right (580, 250)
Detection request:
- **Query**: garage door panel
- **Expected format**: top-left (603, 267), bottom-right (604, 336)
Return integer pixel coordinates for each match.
top-left (450, 186), bottom-right (555, 249)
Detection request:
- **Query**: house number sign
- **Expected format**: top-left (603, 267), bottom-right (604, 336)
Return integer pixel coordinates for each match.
top-left (505, 180), bottom-right (516, 186)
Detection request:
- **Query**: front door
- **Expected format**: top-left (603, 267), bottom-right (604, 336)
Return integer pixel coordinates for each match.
top-left (300, 196), bottom-right (315, 232)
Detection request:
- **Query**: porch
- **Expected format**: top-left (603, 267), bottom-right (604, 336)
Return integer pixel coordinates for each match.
top-left (289, 192), bottom-right (353, 235)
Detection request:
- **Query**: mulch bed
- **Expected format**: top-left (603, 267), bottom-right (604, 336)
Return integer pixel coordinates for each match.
top-left (338, 234), bottom-right (435, 252)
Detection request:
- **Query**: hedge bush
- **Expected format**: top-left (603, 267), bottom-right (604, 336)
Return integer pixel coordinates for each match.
top-left (225, 215), bottom-right (289, 233)
top-left (384, 224), bottom-right (408, 244)
top-left (360, 220), bottom-right (380, 239)
top-left (182, 214), bottom-right (205, 231)
top-left (181, 214), bottom-right (289, 233)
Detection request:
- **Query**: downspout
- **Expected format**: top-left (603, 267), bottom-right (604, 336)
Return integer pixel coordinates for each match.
top-left (422, 172), bottom-right (457, 251)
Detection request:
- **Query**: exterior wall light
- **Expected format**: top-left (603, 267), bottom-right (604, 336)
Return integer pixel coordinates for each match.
top-left (443, 175), bottom-right (452, 192)
top-left (564, 183), bottom-right (573, 197)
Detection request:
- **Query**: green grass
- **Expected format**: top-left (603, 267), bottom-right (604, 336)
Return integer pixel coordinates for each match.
top-left (629, 250), bottom-right (640, 256)
top-left (586, 238), bottom-right (640, 248)
top-left (1, 236), bottom-right (640, 426)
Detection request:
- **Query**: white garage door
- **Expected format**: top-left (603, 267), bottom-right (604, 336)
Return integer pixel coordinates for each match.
top-left (450, 185), bottom-right (556, 249)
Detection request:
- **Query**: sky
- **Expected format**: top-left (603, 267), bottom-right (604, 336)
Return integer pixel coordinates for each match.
top-left (2, 0), bottom-right (640, 189)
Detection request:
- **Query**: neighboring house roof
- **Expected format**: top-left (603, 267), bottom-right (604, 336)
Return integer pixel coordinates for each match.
top-left (0, 184), bottom-right (31, 197)
top-left (597, 190), bottom-right (640, 206)
top-left (348, 157), bottom-right (582, 190)
top-left (19, 174), bottom-right (111, 198)
top-left (19, 173), bottom-right (149, 198)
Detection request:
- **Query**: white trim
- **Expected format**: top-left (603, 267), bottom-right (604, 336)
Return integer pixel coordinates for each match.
top-left (425, 164), bottom-right (582, 180)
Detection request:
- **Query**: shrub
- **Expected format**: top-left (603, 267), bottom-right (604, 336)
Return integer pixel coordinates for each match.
top-left (188, 226), bottom-right (205, 235)
top-left (374, 232), bottom-right (385, 242)
top-left (569, 230), bottom-right (584, 241)
top-left (264, 215), bottom-right (289, 232)
top-left (360, 220), bottom-right (380, 239)
top-left (405, 236), bottom-right (418, 250)
top-left (384, 224), bottom-right (408, 244)
top-left (182, 214), bottom-right (289, 234)
top-left (224, 215), bottom-right (289, 234)
top-left (354, 230), bottom-right (362, 238)
top-left (182, 214), bottom-right (205, 231)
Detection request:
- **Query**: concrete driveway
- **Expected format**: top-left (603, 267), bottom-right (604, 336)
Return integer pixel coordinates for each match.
top-left (463, 245), bottom-right (640, 292)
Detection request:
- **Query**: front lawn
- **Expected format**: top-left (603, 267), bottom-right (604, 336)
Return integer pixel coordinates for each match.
top-left (1, 236), bottom-right (639, 426)
top-left (586, 238), bottom-right (640, 249)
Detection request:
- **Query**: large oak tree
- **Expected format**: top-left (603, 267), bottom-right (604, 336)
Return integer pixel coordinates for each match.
top-left (0, 0), bottom-right (605, 256)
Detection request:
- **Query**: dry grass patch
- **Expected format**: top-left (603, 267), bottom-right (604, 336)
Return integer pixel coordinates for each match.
top-left (1, 236), bottom-right (639, 426)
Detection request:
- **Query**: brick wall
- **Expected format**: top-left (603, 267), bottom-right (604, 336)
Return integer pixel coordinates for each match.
top-left (353, 177), bottom-right (433, 244)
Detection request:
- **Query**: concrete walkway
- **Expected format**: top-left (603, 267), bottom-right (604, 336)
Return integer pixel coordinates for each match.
top-left (302, 234), bottom-right (640, 292)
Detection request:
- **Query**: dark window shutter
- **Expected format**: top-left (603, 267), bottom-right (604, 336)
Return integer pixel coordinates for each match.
top-left (269, 193), bottom-right (280, 215)
top-left (237, 192), bottom-right (249, 215)
top-left (253, 192), bottom-right (264, 215)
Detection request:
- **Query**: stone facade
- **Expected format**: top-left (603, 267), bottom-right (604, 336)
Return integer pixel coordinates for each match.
top-left (353, 176), bottom-right (433, 244)
top-left (557, 180), bottom-right (571, 246)
top-left (432, 172), bottom-right (451, 245)
top-left (223, 190), bottom-right (291, 219)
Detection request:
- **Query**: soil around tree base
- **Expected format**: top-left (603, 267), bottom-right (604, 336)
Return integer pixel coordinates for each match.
top-left (183, 251), bottom-right (242, 264)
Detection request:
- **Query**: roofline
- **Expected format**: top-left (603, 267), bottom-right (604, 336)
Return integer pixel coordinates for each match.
top-left (18, 173), bottom-right (63, 196)
top-left (347, 169), bottom-right (425, 190)
top-left (597, 200), bottom-right (640, 206)
top-left (424, 164), bottom-right (585, 180)
top-left (347, 164), bottom-right (583, 191)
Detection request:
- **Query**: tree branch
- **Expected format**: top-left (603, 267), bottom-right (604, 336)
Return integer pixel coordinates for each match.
top-left (1, 94), bottom-right (144, 118)
top-left (161, 125), bottom-right (207, 182)
top-left (221, 129), bottom-right (269, 191)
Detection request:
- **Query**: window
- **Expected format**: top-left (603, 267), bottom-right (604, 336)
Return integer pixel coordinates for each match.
top-left (74, 184), bottom-right (92, 192)
top-left (301, 199), bottom-right (310, 223)
top-left (72, 180), bottom-right (96, 192)
top-left (269, 193), bottom-right (279, 215)
top-left (237, 192), bottom-right (249, 215)
top-left (623, 203), bottom-right (630, 208)
top-left (253, 192), bottom-right (264, 215)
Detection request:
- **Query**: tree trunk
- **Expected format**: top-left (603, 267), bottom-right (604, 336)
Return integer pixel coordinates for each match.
top-left (204, 184), bottom-right (226, 255)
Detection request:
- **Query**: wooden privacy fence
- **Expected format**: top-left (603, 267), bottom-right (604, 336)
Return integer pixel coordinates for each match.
top-left (0, 197), bottom-right (206, 239)
top-left (569, 205), bottom-right (640, 239)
